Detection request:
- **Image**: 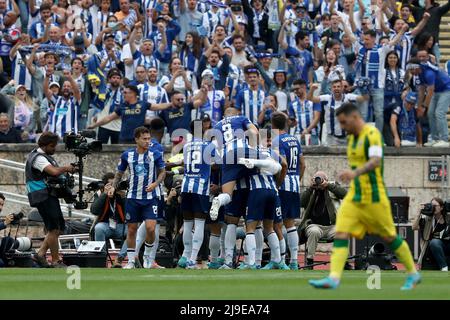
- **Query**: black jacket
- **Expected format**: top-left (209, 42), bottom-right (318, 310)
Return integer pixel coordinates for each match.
top-left (90, 193), bottom-right (126, 224)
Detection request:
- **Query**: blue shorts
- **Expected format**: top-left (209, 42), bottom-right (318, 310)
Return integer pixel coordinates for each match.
top-left (181, 193), bottom-right (211, 214)
top-left (125, 198), bottom-right (159, 223)
top-left (225, 189), bottom-right (249, 218)
top-left (279, 190), bottom-right (301, 220)
top-left (246, 189), bottom-right (282, 222)
top-left (157, 198), bottom-right (165, 221)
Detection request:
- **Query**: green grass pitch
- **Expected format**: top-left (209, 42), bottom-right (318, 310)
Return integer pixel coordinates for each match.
top-left (0, 269), bottom-right (448, 300)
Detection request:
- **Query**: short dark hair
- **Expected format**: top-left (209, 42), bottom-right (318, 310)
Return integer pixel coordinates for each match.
top-left (336, 102), bottom-right (360, 117)
top-left (232, 34), bottom-right (244, 42)
top-left (293, 79), bottom-right (307, 86)
top-left (149, 117), bottom-right (165, 133)
top-left (38, 132), bottom-right (59, 147)
top-left (40, 2), bottom-right (51, 11)
top-left (0, 192), bottom-right (4, 201)
top-left (125, 85), bottom-right (139, 96)
top-left (295, 31), bottom-right (308, 44)
top-left (134, 126), bottom-right (150, 138)
top-left (363, 30), bottom-right (377, 38)
top-left (244, 65), bottom-right (258, 75)
top-left (102, 172), bottom-right (115, 185)
top-left (107, 68), bottom-right (122, 79)
top-left (271, 112), bottom-right (288, 130)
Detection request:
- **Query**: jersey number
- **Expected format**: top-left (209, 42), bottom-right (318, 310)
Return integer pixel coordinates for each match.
top-left (187, 150), bottom-right (202, 173)
top-left (222, 123), bottom-right (233, 143)
top-left (290, 147), bottom-right (298, 169)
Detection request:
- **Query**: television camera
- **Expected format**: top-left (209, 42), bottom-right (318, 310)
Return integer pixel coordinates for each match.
top-left (47, 131), bottom-right (103, 210)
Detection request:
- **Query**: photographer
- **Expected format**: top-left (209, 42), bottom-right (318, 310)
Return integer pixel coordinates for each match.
top-left (165, 175), bottom-right (183, 241)
top-left (25, 132), bottom-right (77, 268)
top-left (299, 171), bottom-right (347, 267)
top-left (413, 198), bottom-right (450, 271)
top-left (0, 193), bottom-right (14, 267)
top-left (90, 173), bottom-right (128, 268)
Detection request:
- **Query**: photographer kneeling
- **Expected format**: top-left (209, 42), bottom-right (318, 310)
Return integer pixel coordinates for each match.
top-left (299, 171), bottom-right (347, 267)
top-left (413, 198), bottom-right (450, 271)
top-left (25, 132), bottom-right (77, 268)
top-left (90, 173), bottom-right (128, 268)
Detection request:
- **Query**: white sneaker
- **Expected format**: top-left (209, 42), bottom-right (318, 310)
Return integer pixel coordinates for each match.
top-left (143, 255), bottom-right (152, 269)
top-left (441, 266), bottom-right (448, 271)
top-left (123, 261), bottom-right (136, 269)
top-left (186, 260), bottom-right (198, 269)
top-left (401, 140), bottom-right (416, 147)
top-left (432, 140), bottom-right (450, 148)
top-left (424, 140), bottom-right (437, 147)
top-left (238, 158), bottom-right (255, 169)
top-left (209, 197), bottom-right (220, 221)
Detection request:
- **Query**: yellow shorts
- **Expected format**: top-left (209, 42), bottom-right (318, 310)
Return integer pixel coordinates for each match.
top-left (335, 197), bottom-right (397, 240)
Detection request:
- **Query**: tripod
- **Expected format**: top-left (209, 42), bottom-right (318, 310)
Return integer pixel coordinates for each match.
top-left (298, 254), bottom-right (360, 270)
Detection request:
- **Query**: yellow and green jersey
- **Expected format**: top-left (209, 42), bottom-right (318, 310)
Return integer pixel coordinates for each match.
top-left (346, 124), bottom-right (388, 204)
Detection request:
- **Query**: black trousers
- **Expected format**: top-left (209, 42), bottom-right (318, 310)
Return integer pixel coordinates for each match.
top-left (36, 196), bottom-right (65, 232)
top-left (97, 127), bottom-right (120, 144)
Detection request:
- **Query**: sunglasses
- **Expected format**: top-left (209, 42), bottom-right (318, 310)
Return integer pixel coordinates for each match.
top-left (246, 68), bottom-right (258, 73)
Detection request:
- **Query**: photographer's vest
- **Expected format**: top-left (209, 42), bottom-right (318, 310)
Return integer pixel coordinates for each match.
top-left (25, 149), bottom-right (58, 207)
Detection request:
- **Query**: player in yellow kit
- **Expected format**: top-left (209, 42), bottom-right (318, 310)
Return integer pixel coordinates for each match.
top-left (309, 103), bottom-right (421, 290)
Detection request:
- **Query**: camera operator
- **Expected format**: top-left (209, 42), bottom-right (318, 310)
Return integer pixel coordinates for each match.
top-left (299, 171), bottom-right (347, 267)
top-left (413, 198), bottom-right (450, 271)
top-left (25, 132), bottom-right (77, 268)
top-left (90, 173), bottom-right (128, 268)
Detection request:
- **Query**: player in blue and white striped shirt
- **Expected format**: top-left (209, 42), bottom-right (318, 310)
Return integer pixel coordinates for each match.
top-left (208, 107), bottom-right (259, 220)
top-left (271, 112), bottom-right (306, 270)
top-left (179, 119), bottom-right (217, 269)
top-left (235, 67), bottom-right (266, 125)
top-left (43, 72), bottom-right (81, 139)
top-left (239, 146), bottom-right (289, 270)
top-left (113, 126), bottom-right (166, 269)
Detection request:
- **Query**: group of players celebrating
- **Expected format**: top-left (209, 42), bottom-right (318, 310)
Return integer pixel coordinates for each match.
top-left (111, 103), bottom-right (422, 291)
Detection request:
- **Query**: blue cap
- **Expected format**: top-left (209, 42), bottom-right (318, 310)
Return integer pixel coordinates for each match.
top-left (405, 91), bottom-right (418, 104)
top-left (273, 69), bottom-right (287, 74)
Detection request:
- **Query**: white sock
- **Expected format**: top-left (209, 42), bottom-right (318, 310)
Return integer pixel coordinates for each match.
top-left (287, 226), bottom-right (299, 264)
top-left (245, 233), bottom-right (256, 266)
top-left (279, 238), bottom-right (286, 263)
top-left (217, 193), bottom-right (231, 207)
top-left (144, 242), bottom-right (154, 258)
top-left (224, 224), bottom-right (237, 264)
top-left (150, 223), bottom-right (160, 261)
top-left (135, 223), bottom-right (146, 253)
top-left (255, 227), bottom-right (263, 266)
top-left (267, 232), bottom-right (281, 263)
top-left (182, 220), bottom-right (194, 258)
top-left (250, 159), bottom-right (281, 175)
top-left (220, 224), bottom-right (226, 259)
top-left (190, 219), bottom-right (205, 262)
top-left (127, 249), bottom-right (136, 263)
top-left (209, 233), bottom-right (221, 263)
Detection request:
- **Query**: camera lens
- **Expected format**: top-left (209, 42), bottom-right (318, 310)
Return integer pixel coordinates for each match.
top-left (314, 176), bottom-right (322, 185)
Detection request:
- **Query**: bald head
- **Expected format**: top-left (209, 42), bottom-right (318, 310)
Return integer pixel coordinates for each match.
top-left (224, 107), bottom-right (239, 117)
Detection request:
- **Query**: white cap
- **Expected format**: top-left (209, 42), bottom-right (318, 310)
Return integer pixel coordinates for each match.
top-left (201, 69), bottom-right (214, 78)
top-left (49, 82), bottom-right (60, 88)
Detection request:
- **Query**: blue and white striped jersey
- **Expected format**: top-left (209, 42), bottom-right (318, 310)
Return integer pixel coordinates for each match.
top-left (272, 133), bottom-right (302, 193)
top-left (11, 56), bottom-right (33, 91)
top-left (248, 148), bottom-right (278, 191)
top-left (48, 95), bottom-right (80, 138)
top-left (213, 115), bottom-right (254, 162)
top-left (288, 97), bottom-right (321, 135)
top-left (117, 147), bottom-right (165, 200)
top-left (235, 88), bottom-right (266, 124)
top-left (182, 138), bottom-right (216, 196)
